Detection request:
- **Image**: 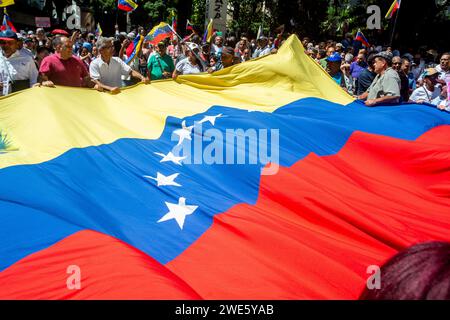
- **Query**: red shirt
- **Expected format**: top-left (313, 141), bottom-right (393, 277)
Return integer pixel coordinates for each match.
top-left (39, 53), bottom-right (89, 87)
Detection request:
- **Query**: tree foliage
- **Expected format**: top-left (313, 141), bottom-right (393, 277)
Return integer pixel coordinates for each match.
top-left (77, 0), bottom-right (447, 47)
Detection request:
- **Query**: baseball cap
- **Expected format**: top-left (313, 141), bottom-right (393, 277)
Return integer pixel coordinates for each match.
top-left (374, 51), bottom-right (393, 63)
top-left (402, 53), bottom-right (414, 62)
top-left (0, 29), bottom-right (18, 41)
top-left (28, 30), bottom-right (34, 35)
top-left (82, 42), bottom-right (93, 52)
top-left (51, 29), bottom-right (69, 36)
top-left (127, 32), bottom-right (136, 39)
top-left (326, 52), bottom-right (342, 62)
top-left (186, 42), bottom-right (200, 52)
top-left (336, 43), bottom-right (343, 48)
top-left (422, 68), bottom-right (438, 78)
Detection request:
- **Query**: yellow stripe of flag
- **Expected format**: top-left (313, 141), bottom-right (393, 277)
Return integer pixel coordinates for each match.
top-left (0, 0), bottom-right (15, 8)
top-left (0, 36), bottom-right (353, 170)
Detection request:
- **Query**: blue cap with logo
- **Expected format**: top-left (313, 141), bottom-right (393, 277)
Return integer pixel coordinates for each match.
top-left (326, 52), bottom-right (342, 62)
top-left (0, 29), bottom-right (18, 41)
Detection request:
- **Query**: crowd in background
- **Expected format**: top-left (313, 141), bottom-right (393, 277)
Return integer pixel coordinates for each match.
top-left (0, 25), bottom-right (449, 112)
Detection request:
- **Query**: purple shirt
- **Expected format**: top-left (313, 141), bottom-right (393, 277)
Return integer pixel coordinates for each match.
top-left (350, 61), bottom-right (367, 80)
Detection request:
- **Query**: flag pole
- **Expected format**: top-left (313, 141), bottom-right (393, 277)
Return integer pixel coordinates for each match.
top-left (167, 23), bottom-right (204, 70)
top-left (389, 0), bottom-right (401, 47)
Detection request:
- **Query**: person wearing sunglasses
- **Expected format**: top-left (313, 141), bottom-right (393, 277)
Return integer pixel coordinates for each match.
top-left (90, 37), bottom-right (149, 94)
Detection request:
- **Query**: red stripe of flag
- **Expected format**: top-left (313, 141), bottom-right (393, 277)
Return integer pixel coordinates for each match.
top-left (2, 126), bottom-right (449, 299)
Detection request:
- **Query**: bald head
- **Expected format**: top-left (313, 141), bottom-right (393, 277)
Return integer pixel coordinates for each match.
top-left (53, 36), bottom-right (73, 60)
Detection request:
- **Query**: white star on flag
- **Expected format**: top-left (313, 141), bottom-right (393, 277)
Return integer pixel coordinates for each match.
top-left (197, 114), bottom-right (223, 126)
top-left (144, 172), bottom-right (181, 187)
top-left (173, 120), bottom-right (193, 145)
top-left (158, 197), bottom-right (198, 230)
top-left (154, 151), bottom-right (186, 165)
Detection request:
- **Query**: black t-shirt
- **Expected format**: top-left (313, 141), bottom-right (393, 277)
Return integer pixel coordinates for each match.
top-left (356, 69), bottom-right (376, 96)
top-left (398, 71), bottom-right (410, 102)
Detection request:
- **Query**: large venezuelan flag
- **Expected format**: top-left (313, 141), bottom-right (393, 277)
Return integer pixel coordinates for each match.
top-left (0, 35), bottom-right (449, 299)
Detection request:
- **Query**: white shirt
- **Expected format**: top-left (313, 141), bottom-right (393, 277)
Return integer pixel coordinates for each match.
top-left (89, 56), bottom-right (132, 88)
top-left (431, 95), bottom-right (449, 111)
top-left (175, 57), bottom-right (201, 75)
top-left (252, 46), bottom-right (271, 59)
top-left (0, 49), bottom-right (38, 88)
top-left (20, 47), bottom-right (34, 58)
top-left (435, 64), bottom-right (450, 82)
top-left (409, 85), bottom-right (441, 103)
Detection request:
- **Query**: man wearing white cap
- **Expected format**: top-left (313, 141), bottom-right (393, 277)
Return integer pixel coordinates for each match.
top-left (173, 42), bottom-right (203, 77)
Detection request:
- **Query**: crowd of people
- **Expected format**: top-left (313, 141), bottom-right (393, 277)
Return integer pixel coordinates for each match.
top-left (306, 34), bottom-right (449, 110)
top-left (0, 25), bottom-right (448, 112)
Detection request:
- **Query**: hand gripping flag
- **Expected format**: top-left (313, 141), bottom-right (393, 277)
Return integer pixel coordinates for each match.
top-left (355, 30), bottom-right (370, 47)
top-left (118, 0), bottom-right (138, 12)
top-left (145, 22), bottom-right (173, 45)
top-left (0, 35), bottom-right (450, 299)
top-left (385, 0), bottom-right (401, 19)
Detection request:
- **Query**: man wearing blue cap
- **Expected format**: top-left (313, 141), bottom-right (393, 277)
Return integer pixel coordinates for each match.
top-left (0, 29), bottom-right (38, 95)
top-left (326, 52), bottom-right (345, 88)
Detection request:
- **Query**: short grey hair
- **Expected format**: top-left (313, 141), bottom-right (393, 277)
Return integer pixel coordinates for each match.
top-left (96, 37), bottom-right (114, 50)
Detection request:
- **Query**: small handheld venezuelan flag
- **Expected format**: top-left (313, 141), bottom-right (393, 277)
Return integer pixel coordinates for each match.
top-left (385, 0), bottom-right (401, 19)
top-left (354, 30), bottom-right (370, 47)
top-left (1, 8), bottom-right (16, 33)
top-left (145, 22), bottom-right (173, 45)
top-left (118, 0), bottom-right (138, 12)
top-left (95, 23), bottom-right (102, 37)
